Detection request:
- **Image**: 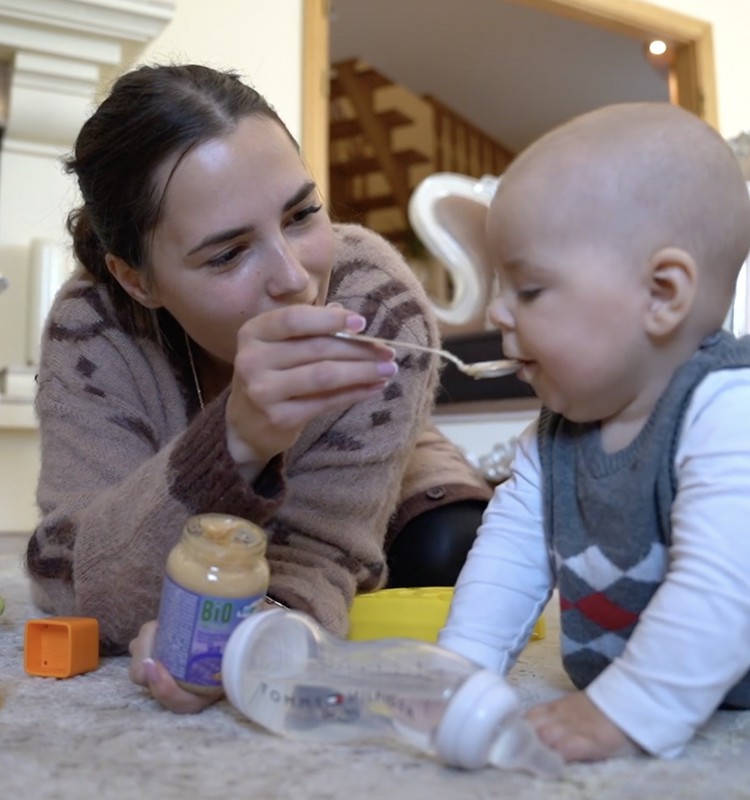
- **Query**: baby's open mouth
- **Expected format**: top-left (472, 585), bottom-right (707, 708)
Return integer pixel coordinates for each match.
top-left (515, 359), bottom-right (535, 379)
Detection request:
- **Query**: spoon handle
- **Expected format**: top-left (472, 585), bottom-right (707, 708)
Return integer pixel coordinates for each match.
top-left (333, 331), bottom-right (467, 369)
top-left (334, 331), bottom-right (518, 379)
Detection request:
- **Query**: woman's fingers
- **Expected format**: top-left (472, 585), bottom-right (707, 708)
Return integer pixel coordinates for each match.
top-left (235, 304), bottom-right (399, 393)
top-left (128, 619), bottom-right (218, 714)
top-left (128, 620), bottom-right (158, 684)
top-left (241, 352), bottom-right (397, 402)
top-left (247, 304), bottom-right (366, 343)
top-left (226, 304), bottom-right (402, 464)
top-left (237, 307), bottom-right (395, 374)
top-left (140, 658), bottom-right (218, 714)
top-left (231, 357), bottom-right (397, 431)
top-left (236, 333), bottom-right (395, 378)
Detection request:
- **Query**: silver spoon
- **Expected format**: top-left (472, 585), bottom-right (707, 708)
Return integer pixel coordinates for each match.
top-left (334, 331), bottom-right (519, 380)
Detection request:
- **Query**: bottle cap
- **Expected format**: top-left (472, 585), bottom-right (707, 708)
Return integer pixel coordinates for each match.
top-left (433, 669), bottom-right (520, 769)
top-left (221, 609), bottom-right (315, 713)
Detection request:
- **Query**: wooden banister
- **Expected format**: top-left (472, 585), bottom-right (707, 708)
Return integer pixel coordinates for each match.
top-left (426, 94), bottom-right (514, 177)
top-left (328, 59), bottom-right (515, 254)
top-left (334, 60), bottom-right (412, 224)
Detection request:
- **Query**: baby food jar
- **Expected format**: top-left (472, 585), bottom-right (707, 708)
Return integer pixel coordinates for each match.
top-left (153, 513), bottom-right (270, 696)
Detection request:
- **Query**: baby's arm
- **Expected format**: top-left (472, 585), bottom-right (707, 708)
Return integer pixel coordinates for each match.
top-left (584, 370), bottom-right (750, 758)
top-left (441, 424), bottom-right (638, 762)
top-left (439, 422), bottom-right (553, 671)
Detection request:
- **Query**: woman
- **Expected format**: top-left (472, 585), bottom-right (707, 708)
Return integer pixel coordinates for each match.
top-left (25, 63), bottom-right (490, 710)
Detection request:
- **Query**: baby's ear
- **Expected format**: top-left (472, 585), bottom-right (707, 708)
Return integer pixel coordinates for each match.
top-left (105, 253), bottom-right (162, 309)
top-left (644, 246), bottom-right (697, 337)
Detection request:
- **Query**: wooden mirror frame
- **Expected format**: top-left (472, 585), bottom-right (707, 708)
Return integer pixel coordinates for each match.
top-left (300, 0), bottom-right (716, 197)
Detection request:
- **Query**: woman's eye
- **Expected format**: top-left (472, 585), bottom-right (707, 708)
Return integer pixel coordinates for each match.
top-left (290, 203), bottom-right (323, 225)
top-left (206, 246), bottom-right (244, 269)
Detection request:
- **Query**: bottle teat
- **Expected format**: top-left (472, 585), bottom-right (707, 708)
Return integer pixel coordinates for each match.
top-left (488, 717), bottom-right (565, 778)
top-left (433, 669), bottom-right (564, 778)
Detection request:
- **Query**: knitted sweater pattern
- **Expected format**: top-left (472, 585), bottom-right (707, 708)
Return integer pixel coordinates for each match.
top-left (538, 330), bottom-right (750, 705)
top-left (26, 224), bottom-right (490, 650)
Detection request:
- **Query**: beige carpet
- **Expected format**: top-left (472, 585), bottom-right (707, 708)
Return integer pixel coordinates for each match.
top-left (1, 536), bottom-right (749, 800)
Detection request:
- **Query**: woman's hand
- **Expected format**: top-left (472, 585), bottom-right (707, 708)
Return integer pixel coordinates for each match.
top-left (225, 304), bottom-right (397, 466)
top-left (128, 620), bottom-right (218, 714)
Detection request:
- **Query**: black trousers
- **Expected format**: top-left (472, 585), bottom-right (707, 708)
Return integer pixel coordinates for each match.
top-left (385, 499), bottom-right (486, 588)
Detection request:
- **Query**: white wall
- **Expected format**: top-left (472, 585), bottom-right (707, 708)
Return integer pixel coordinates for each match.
top-left (133, 0), bottom-right (304, 141)
top-left (652, 0), bottom-right (748, 139)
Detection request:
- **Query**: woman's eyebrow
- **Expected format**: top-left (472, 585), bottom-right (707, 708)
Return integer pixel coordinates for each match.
top-left (284, 180), bottom-right (317, 212)
top-left (186, 181), bottom-right (318, 257)
top-left (186, 225), bottom-right (253, 256)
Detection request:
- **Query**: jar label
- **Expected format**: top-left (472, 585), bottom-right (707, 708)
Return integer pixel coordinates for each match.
top-left (154, 575), bottom-right (264, 688)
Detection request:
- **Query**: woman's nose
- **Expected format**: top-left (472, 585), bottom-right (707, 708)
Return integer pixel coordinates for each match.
top-left (266, 238), bottom-right (310, 297)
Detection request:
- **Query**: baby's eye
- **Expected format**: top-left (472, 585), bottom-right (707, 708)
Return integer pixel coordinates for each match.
top-left (517, 287), bottom-right (543, 302)
top-left (206, 245), bottom-right (244, 269)
top-left (290, 203), bottom-right (323, 225)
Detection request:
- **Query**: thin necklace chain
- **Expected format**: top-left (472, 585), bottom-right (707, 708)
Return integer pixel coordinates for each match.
top-left (184, 331), bottom-right (205, 411)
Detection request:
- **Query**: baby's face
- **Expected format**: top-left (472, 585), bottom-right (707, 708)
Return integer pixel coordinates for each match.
top-left (486, 180), bottom-right (653, 424)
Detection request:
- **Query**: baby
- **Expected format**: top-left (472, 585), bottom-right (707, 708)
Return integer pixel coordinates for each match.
top-left (439, 102), bottom-right (750, 763)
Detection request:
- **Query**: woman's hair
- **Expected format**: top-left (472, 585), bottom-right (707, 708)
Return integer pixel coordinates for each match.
top-left (65, 63), bottom-right (295, 338)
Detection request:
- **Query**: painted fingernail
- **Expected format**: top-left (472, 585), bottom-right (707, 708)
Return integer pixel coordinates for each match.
top-left (377, 361), bottom-right (398, 378)
top-left (345, 314), bottom-right (367, 332)
top-left (142, 657), bottom-right (160, 684)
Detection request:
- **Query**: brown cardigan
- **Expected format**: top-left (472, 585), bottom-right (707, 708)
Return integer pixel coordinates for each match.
top-left (26, 224), bottom-right (490, 649)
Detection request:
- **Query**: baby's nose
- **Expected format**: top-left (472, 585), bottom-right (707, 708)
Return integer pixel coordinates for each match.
top-left (487, 294), bottom-right (514, 332)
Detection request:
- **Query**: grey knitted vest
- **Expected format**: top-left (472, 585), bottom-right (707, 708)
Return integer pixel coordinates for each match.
top-left (538, 330), bottom-right (750, 707)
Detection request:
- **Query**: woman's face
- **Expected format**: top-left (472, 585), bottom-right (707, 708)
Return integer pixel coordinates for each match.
top-left (143, 115), bottom-right (334, 367)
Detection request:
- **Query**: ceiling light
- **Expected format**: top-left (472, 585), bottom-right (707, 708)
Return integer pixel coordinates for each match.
top-left (644, 39), bottom-right (674, 71)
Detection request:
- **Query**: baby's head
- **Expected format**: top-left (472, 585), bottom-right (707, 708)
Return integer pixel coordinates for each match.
top-left (486, 102), bottom-right (750, 425)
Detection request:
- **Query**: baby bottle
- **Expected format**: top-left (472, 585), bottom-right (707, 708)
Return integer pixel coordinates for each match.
top-left (153, 513), bottom-right (269, 697)
top-left (221, 608), bottom-right (563, 778)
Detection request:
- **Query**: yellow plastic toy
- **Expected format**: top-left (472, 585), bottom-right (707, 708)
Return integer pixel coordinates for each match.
top-left (348, 587), bottom-right (545, 643)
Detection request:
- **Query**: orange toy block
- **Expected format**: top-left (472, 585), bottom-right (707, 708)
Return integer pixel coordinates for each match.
top-left (24, 617), bottom-right (100, 678)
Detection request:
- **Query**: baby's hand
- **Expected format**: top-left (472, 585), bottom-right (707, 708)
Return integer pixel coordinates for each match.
top-left (526, 691), bottom-right (640, 762)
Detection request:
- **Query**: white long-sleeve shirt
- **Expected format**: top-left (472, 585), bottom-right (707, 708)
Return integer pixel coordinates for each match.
top-left (439, 369), bottom-right (750, 758)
